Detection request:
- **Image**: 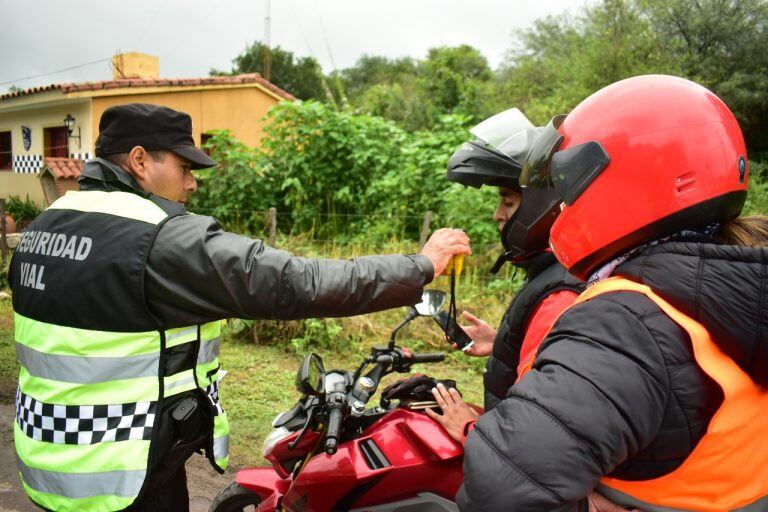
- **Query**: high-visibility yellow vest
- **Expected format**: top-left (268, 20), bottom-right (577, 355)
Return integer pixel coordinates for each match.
top-left (10, 191), bottom-right (229, 512)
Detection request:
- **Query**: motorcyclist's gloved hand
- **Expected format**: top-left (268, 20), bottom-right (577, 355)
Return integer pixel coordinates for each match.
top-left (382, 374), bottom-right (459, 402)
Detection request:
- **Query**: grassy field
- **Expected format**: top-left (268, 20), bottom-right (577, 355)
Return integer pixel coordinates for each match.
top-left (0, 281), bottom-right (498, 467)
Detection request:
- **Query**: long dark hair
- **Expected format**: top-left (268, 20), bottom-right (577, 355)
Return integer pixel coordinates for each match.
top-left (716, 216), bottom-right (768, 247)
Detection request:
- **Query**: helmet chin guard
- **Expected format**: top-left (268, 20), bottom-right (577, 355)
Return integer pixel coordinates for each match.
top-left (488, 188), bottom-right (562, 274)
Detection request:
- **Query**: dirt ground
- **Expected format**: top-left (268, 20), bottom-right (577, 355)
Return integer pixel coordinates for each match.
top-left (0, 402), bottom-right (236, 512)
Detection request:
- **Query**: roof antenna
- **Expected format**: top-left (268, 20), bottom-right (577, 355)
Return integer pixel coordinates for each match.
top-left (263, 0), bottom-right (271, 81)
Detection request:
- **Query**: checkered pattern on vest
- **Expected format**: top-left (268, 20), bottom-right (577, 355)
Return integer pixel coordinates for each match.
top-left (205, 380), bottom-right (224, 416)
top-left (15, 388), bottom-right (156, 445)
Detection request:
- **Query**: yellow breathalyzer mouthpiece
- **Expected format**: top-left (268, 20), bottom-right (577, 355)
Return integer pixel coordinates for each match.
top-left (445, 254), bottom-right (464, 277)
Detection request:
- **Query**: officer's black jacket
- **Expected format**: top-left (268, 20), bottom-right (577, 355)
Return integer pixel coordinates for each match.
top-left (458, 240), bottom-right (768, 511)
top-left (77, 159), bottom-right (434, 327)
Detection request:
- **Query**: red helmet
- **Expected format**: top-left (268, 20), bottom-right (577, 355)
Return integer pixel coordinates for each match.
top-left (521, 75), bottom-right (748, 280)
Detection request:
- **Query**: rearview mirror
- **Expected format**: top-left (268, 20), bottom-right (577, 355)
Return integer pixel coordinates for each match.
top-left (296, 353), bottom-right (325, 397)
top-left (413, 290), bottom-right (446, 317)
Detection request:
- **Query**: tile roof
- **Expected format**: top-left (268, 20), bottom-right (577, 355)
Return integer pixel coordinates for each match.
top-left (0, 73), bottom-right (295, 101)
top-left (42, 157), bottom-right (84, 179)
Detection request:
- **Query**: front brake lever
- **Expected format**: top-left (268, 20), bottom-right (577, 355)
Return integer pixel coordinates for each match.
top-left (288, 404), bottom-right (317, 450)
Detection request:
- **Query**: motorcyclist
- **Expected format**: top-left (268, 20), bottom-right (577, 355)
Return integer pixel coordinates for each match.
top-left (436, 75), bottom-right (768, 511)
top-left (436, 108), bottom-right (583, 420)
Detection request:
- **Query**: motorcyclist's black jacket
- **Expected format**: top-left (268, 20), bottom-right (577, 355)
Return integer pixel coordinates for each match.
top-left (458, 240), bottom-right (768, 511)
top-left (484, 252), bottom-right (583, 410)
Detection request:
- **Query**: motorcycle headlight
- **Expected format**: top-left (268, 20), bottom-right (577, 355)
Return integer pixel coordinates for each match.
top-left (262, 426), bottom-right (292, 457)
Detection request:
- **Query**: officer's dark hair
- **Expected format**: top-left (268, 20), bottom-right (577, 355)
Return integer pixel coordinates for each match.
top-left (102, 150), bottom-right (168, 169)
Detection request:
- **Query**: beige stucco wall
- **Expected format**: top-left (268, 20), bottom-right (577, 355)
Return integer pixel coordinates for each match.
top-left (0, 97), bottom-right (93, 160)
top-left (0, 173), bottom-right (45, 206)
top-left (0, 83), bottom-right (284, 206)
top-left (91, 86), bottom-right (280, 148)
top-left (0, 96), bottom-right (91, 206)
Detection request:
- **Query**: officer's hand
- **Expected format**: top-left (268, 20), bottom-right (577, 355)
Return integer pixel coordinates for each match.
top-left (453, 311), bottom-right (495, 357)
top-left (420, 228), bottom-right (471, 279)
top-left (588, 492), bottom-right (640, 512)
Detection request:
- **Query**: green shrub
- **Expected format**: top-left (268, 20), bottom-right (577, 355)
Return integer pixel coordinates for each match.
top-left (189, 103), bottom-right (500, 246)
top-left (5, 195), bottom-right (41, 224)
top-left (289, 318), bottom-right (347, 355)
top-left (0, 258), bottom-right (9, 291)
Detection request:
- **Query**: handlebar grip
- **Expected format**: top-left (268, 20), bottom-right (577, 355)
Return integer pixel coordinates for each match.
top-left (410, 352), bottom-right (445, 364)
top-left (325, 405), bottom-right (343, 455)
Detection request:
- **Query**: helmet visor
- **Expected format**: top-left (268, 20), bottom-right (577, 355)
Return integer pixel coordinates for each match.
top-left (521, 114), bottom-right (610, 205)
top-left (470, 108), bottom-right (536, 157)
top-left (520, 115), bottom-right (566, 189)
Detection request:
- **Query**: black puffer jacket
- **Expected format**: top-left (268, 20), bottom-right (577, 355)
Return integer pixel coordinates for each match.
top-left (484, 253), bottom-right (583, 410)
top-left (458, 241), bottom-right (768, 511)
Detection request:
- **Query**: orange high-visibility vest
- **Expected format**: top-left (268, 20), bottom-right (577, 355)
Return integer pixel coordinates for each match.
top-left (518, 277), bottom-right (768, 512)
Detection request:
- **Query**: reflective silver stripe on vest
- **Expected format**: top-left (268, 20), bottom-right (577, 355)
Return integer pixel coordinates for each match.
top-left (198, 337), bottom-right (221, 365)
top-left (164, 374), bottom-right (197, 392)
top-left (214, 435), bottom-right (229, 459)
top-left (166, 327), bottom-right (197, 342)
top-left (16, 342), bottom-right (159, 384)
top-left (597, 485), bottom-right (768, 512)
top-left (17, 456), bottom-right (145, 499)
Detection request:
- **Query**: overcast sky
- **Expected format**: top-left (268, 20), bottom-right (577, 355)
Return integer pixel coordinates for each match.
top-left (1, 0), bottom-right (583, 94)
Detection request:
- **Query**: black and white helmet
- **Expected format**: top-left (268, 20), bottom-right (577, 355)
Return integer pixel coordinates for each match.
top-left (446, 108), bottom-right (562, 271)
top-left (447, 108), bottom-right (539, 189)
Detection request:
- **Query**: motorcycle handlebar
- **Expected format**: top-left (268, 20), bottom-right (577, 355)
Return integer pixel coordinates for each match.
top-left (409, 352), bottom-right (445, 364)
top-left (325, 404), bottom-right (343, 455)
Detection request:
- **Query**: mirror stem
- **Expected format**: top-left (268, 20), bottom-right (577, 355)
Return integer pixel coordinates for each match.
top-left (388, 309), bottom-right (417, 349)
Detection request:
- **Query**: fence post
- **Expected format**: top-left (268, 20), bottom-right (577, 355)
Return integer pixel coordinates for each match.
top-left (0, 199), bottom-right (8, 267)
top-left (268, 207), bottom-right (277, 246)
top-left (419, 210), bottom-right (432, 249)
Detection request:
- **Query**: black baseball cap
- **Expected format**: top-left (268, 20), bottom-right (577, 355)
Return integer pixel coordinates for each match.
top-left (94, 103), bottom-right (217, 169)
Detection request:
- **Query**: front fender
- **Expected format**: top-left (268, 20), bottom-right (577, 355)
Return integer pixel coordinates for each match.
top-left (236, 467), bottom-right (291, 501)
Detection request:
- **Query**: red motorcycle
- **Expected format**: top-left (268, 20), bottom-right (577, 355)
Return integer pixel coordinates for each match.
top-left (210, 290), bottom-right (463, 512)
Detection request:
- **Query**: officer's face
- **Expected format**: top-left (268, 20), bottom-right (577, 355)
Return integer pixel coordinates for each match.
top-left (493, 187), bottom-right (522, 231)
top-left (143, 151), bottom-right (197, 204)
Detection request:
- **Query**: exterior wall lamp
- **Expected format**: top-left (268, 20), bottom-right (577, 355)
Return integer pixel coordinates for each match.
top-left (63, 114), bottom-right (81, 149)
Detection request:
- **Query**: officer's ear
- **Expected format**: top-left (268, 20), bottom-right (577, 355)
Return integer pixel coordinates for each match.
top-left (126, 146), bottom-right (151, 182)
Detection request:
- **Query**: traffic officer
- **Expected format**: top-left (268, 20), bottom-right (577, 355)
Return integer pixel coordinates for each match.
top-left (9, 103), bottom-right (470, 512)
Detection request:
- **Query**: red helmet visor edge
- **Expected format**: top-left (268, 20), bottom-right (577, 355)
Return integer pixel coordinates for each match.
top-left (521, 115), bottom-right (611, 206)
top-left (520, 115), bottom-right (566, 189)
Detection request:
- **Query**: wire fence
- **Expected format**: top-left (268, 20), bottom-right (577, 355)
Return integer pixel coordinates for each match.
top-left (188, 206), bottom-right (501, 248)
top-left (186, 206), bottom-right (515, 287)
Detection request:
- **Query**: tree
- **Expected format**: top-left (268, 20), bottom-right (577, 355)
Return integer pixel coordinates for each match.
top-left (212, 41), bottom-right (328, 101)
top-left (497, 0), bottom-right (674, 124)
top-left (336, 55), bottom-right (417, 100)
top-left (639, 0), bottom-right (768, 150)
top-left (335, 46), bottom-right (495, 130)
top-left (495, 0), bottom-right (768, 151)
top-left (417, 45), bottom-right (493, 118)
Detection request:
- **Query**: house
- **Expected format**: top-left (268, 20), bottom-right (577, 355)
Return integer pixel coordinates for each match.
top-left (0, 52), bottom-right (294, 206)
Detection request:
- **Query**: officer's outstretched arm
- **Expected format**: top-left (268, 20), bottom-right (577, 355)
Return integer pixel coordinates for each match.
top-left (145, 215), bottom-right (434, 325)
